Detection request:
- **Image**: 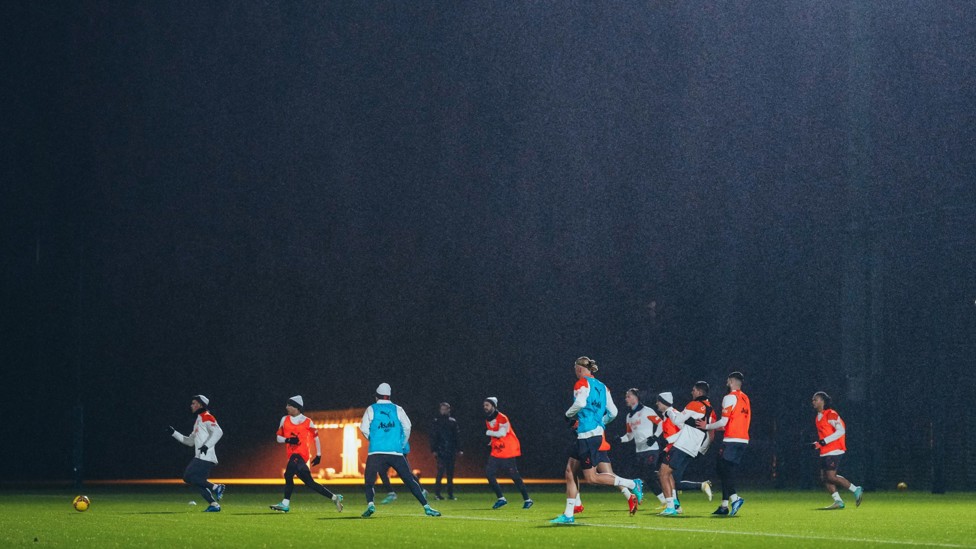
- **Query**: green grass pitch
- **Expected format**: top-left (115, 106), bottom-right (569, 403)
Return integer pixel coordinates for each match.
top-left (2, 486), bottom-right (974, 547)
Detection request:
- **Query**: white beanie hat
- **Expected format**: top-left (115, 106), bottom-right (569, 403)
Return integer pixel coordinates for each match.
top-left (194, 395), bottom-right (210, 406)
top-left (288, 395), bottom-right (304, 409)
top-left (484, 397), bottom-right (498, 407)
top-left (657, 392), bottom-right (673, 406)
top-left (376, 383), bottom-right (392, 397)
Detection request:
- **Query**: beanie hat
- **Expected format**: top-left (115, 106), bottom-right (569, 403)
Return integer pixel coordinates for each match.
top-left (484, 397), bottom-right (498, 408)
top-left (193, 395), bottom-right (210, 407)
top-left (376, 383), bottom-right (392, 397)
top-left (656, 392), bottom-right (673, 406)
top-left (287, 395), bottom-right (304, 410)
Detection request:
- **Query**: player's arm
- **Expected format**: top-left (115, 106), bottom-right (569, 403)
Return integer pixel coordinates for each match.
top-left (700, 394), bottom-right (736, 431)
top-left (665, 405), bottom-right (702, 426)
top-left (359, 408), bottom-right (372, 439)
top-left (603, 390), bottom-right (618, 424)
top-left (171, 428), bottom-right (193, 446)
top-left (486, 416), bottom-right (509, 437)
top-left (276, 417), bottom-right (288, 443)
top-left (311, 424), bottom-right (322, 464)
top-left (202, 419), bottom-right (223, 447)
top-left (565, 379), bottom-right (590, 418)
top-left (818, 415), bottom-right (845, 445)
top-left (620, 422), bottom-right (634, 443)
top-left (398, 406), bottom-right (412, 440)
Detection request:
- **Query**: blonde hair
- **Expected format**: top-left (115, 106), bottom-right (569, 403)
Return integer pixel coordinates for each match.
top-left (575, 356), bottom-right (598, 373)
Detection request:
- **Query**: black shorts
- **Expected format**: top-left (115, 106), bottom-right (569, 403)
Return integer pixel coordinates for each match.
top-left (719, 441), bottom-right (748, 465)
top-left (819, 454), bottom-right (843, 472)
top-left (663, 448), bottom-right (694, 483)
top-left (575, 436), bottom-right (610, 470)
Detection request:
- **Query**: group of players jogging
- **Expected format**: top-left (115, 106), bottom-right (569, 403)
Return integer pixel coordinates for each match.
top-left (168, 356), bottom-right (863, 519)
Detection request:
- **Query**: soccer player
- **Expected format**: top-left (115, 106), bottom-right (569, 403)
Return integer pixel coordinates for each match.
top-left (168, 395), bottom-right (225, 512)
top-left (656, 382), bottom-right (716, 516)
top-left (619, 388), bottom-right (666, 514)
top-left (698, 371), bottom-right (751, 516)
top-left (431, 402), bottom-right (461, 500)
top-left (484, 397), bottom-right (533, 510)
top-left (268, 395), bottom-right (344, 513)
top-left (359, 383), bottom-right (440, 518)
top-left (811, 391), bottom-right (864, 509)
top-left (550, 356), bottom-right (643, 525)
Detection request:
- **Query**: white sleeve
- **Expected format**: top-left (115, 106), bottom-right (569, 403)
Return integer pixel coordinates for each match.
top-left (707, 394), bottom-right (737, 431)
top-left (314, 433), bottom-right (322, 456)
top-left (666, 405), bottom-right (704, 429)
top-left (822, 418), bottom-right (846, 444)
top-left (172, 430), bottom-right (193, 446)
top-left (203, 421), bottom-right (223, 447)
top-left (399, 406), bottom-right (412, 441)
top-left (604, 391), bottom-right (618, 424)
top-left (276, 416), bottom-right (287, 443)
top-left (620, 421), bottom-right (634, 443)
top-left (565, 383), bottom-right (590, 417)
top-left (487, 419), bottom-right (509, 438)
top-left (360, 408), bottom-right (372, 439)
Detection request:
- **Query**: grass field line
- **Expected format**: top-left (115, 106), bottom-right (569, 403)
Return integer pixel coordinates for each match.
top-left (432, 514), bottom-right (976, 548)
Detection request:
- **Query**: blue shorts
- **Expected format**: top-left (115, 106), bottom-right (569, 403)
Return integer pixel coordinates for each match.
top-left (575, 436), bottom-right (610, 470)
top-left (719, 441), bottom-right (748, 465)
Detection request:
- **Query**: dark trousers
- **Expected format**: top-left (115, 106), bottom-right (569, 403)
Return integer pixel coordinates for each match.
top-left (284, 453), bottom-right (334, 500)
top-left (486, 456), bottom-right (529, 501)
top-left (378, 463), bottom-right (419, 493)
top-left (182, 458), bottom-right (215, 504)
top-left (717, 442), bottom-right (747, 500)
top-left (635, 450), bottom-right (663, 496)
top-left (364, 454), bottom-right (427, 506)
top-left (717, 458), bottom-right (738, 500)
top-left (435, 453), bottom-right (456, 496)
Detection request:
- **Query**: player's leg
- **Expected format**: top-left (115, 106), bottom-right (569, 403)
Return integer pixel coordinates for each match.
top-left (505, 458), bottom-right (532, 507)
top-left (361, 455), bottom-right (381, 517)
top-left (550, 458), bottom-right (579, 523)
top-left (578, 437), bottom-right (641, 498)
top-left (658, 459), bottom-right (678, 515)
top-left (831, 456), bottom-right (864, 506)
top-left (390, 455), bottom-right (440, 516)
top-left (378, 468), bottom-right (396, 504)
top-left (183, 458), bottom-right (218, 511)
top-left (487, 456), bottom-right (507, 507)
top-left (270, 455), bottom-right (298, 512)
top-left (293, 456), bottom-right (342, 511)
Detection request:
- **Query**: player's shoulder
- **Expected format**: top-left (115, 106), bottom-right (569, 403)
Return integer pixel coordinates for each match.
top-left (574, 377), bottom-right (590, 390)
top-left (200, 412), bottom-right (217, 424)
top-left (825, 408), bottom-right (841, 420)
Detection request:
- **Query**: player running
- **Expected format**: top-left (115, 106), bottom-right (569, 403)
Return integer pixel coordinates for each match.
top-left (550, 356), bottom-right (643, 525)
top-left (656, 382), bottom-right (716, 516)
top-left (268, 395), bottom-right (344, 513)
top-left (811, 391), bottom-right (864, 509)
top-left (359, 383), bottom-right (441, 518)
top-left (698, 371), bottom-right (750, 516)
top-left (484, 397), bottom-right (533, 510)
top-left (168, 395), bottom-right (225, 512)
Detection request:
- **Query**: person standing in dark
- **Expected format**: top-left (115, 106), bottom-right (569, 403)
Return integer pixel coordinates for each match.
top-left (431, 402), bottom-right (462, 500)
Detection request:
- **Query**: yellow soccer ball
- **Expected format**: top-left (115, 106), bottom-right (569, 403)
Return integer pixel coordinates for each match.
top-left (72, 495), bottom-right (91, 512)
top-left (896, 482), bottom-right (908, 491)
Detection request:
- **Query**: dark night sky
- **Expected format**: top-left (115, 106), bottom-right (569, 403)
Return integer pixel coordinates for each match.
top-left (2, 2), bottom-right (974, 485)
